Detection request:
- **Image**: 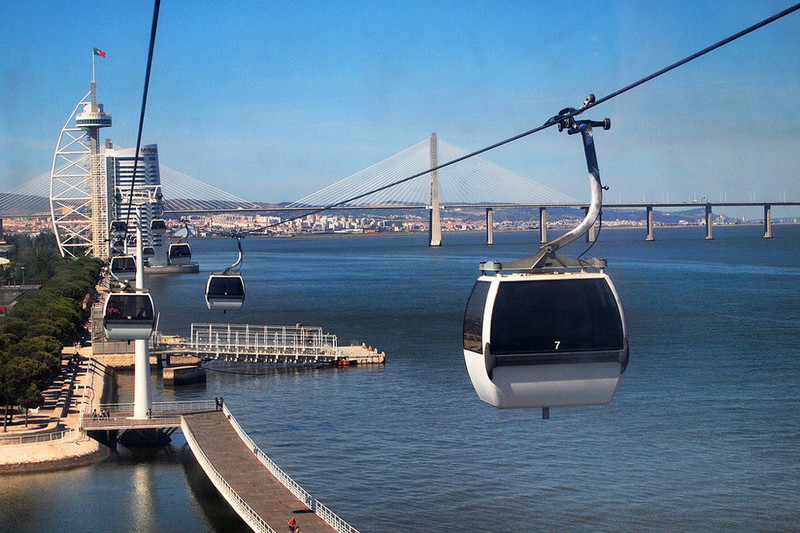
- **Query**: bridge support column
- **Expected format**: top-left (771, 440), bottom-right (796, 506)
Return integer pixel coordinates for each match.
top-left (763, 204), bottom-right (773, 239)
top-left (704, 204), bottom-right (714, 240)
top-left (539, 207), bottom-right (548, 244)
top-left (584, 207), bottom-right (596, 243)
top-left (428, 133), bottom-right (442, 247)
top-left (486, 208), bottom-right (493, 245)
top-left (645, 205), bottom-right (655, 241)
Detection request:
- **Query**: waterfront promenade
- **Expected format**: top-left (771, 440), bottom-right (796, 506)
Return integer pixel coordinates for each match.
top-left (0, 346), bottom-right (110, 473)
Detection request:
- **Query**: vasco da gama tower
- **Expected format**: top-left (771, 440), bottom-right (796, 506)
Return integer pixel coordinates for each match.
top-left (50, 65), bottom-right (167, 263)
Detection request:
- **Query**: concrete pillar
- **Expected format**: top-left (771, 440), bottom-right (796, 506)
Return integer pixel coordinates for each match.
top-left (584, 207), bottom-right (596, 243)
top-left (132, 218), bottom-right (152, 419)
top-left (486, 208), bottom-right (493, 245)
top-left (539, 207), bottom-right (548, 244)
top-left (645, 205), bottom-right (655, 241)
top-left (763, 204), bottom-right (773, 239)
top-left (704, 204), bottom-right (714, 240)
top-left (428, 133), bottom-right (442, 247)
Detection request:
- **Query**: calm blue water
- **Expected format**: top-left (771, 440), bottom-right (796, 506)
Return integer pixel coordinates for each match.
top-left (2, 226), bottom-right (799, 532)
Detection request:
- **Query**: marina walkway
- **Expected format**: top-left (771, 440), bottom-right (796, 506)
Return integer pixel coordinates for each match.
top-left (182, 408), bottom-right (358, 533)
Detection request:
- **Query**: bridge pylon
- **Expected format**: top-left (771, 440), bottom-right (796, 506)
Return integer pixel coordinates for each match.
top-left (429, 132), bottom-right (442, 246)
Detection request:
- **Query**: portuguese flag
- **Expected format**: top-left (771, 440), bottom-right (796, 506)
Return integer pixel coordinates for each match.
top-left (93, 47), bottom-right (106, 57)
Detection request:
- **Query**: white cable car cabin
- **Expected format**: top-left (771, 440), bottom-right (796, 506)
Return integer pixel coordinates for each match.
top-left (110, 220), bottom-right (128, 240)
top-left (463, 103), bottom-right (628, 415)
top-left (168, 242), bottom-right (192, 265)
top-left (109, 255), bottom-right (136, 281)
top-left (102, 292), bottom-right (155, 341)
top-left (205, 273), bottom-right (245, 310)
top-left (463, 271), bottom-right (628, 410)
top-left (205, 236), bottom-right (245, 311)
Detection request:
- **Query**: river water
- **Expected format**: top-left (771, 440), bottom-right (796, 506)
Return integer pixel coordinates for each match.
top-left (2, 226), bottom-right (799, 532)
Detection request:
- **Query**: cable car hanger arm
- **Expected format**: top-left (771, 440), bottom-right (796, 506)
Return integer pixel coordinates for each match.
top-left (222, 235), bottom-right (244, 274)
top-left (481, 98), bottom-right (610, 273)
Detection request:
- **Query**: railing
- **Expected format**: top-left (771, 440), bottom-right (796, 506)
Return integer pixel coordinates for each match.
top-left (81, 400), bottom-right (216, 430)
top-left (190, 323), bottom-right (338, 360)
top-left (222, 404), bottom-right (360, 533)
top-left (0, 428), bottom-right (83, 446)
top-left (92, 399), bottom-right (216, 415)
top-left (82, 415), bottom-right (184, 430)
top-left (181, 416), bottom-right (276, 533)
top-left (77, 355), bottom-right (98, 428)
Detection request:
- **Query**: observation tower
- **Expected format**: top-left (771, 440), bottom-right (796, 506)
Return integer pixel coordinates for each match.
top-left (50, 72), bottom-right (113, 259)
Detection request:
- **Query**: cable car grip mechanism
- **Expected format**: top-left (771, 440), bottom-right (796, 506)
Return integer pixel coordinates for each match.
top-left (480, 97), bottom-right (611, 274)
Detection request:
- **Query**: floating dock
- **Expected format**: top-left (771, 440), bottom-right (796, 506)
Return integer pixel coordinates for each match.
top-left (151, 323), bottom-right (385, 367)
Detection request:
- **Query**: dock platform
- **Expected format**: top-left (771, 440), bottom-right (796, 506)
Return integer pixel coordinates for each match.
top-left (151, 323), bottom-right (386, 367)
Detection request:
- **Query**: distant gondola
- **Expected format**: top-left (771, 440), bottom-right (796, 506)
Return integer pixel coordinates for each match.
top-left (168, 242), bottom-right (192, 265)
top-left (205, 273), bottom-right (245, 310)
top-left (205, 235), bottom-right (245, 311)
top-left (109, 255), bottom-right (136, 281)
top-left (110, 220), bottom-right (128, 239)
top-left (102, 291), bottom-right (155, 341)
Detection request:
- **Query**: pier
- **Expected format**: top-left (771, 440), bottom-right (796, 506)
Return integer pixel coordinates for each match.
top-left (183, 323), bottom-right (385, 366)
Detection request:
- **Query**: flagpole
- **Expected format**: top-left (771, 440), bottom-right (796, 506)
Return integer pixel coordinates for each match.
top-left (92, 48), bottom-right (96, 83)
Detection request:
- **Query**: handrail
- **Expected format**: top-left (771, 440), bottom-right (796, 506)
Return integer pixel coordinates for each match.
top-left (94, 399), bottom-right (216, 414)
top-left (82, 415), bottom-right (183, 430)
top-left (0, 428), bottom-right (83, 446)
top-left (181, 416), bottom-right (276, 533)
top-left (221, 404), bottom-right (360, 533)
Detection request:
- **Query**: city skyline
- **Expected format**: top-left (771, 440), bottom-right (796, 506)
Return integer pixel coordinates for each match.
top-left (2, 1), bottom-right (799, 217)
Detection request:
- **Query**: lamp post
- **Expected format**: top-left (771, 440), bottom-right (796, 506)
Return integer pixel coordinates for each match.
top-left (20, 266), bottom-right (25, 286)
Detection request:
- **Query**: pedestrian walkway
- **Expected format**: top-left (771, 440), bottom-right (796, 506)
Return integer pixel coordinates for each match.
top-left (183, 408), bottom-right (358, 533)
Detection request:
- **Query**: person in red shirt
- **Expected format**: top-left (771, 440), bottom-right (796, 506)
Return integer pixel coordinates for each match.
top-left (287, 516), bottom-right (298, 532)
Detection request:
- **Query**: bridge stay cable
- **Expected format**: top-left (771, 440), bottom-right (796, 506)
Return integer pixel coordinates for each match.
top-left (243, 2), bottom-right (800, 235)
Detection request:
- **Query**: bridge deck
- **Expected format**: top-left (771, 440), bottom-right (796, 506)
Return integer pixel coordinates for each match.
top-left (182, 410), bottom-right (336, 533)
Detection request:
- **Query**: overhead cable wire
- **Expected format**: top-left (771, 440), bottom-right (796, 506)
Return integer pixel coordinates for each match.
top-left (123, 0), bottom-right (161, 230)
top-left (257, 2), bottom-right (800, 233)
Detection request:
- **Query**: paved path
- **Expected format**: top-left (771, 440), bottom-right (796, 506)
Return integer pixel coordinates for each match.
top-left (182, 410), bottom-right (337, 533)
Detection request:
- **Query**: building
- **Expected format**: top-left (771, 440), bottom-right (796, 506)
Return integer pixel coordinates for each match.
top-left (104, 142), bottom-right (167, 265)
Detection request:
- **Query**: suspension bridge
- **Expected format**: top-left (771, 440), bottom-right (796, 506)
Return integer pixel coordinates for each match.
top-left (3, 131), bottom-right (798, 248)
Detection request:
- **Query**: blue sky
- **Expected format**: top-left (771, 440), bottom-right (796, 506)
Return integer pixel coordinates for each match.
top-left (1, 1), bottom-right (798, 214)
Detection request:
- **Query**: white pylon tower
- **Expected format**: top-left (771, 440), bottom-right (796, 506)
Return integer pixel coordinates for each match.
top-left (428, 132), bottom-right (442, 247)
top-left (132, 211), bottom-right (152, 420)
top-left (50, 54), bottom-right (112, 259)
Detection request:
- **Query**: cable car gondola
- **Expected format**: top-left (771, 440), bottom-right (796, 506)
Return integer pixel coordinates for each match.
top-left (110, 220), bottom-right (128, 239)
top-left (109, 255), bottom-right (136, 281)
top-left (142, 246), bottom-right (154, 266)
top-left (168, 242), bottom-right (192, 265)
top-left (463, 102), bottom-right (628, 415)
top-left (205, 236), bottom-right (245, 311)
top-left (102, 291), bottom-right (155, 341)
top-left (464, 271), bottom-right (628, 410)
